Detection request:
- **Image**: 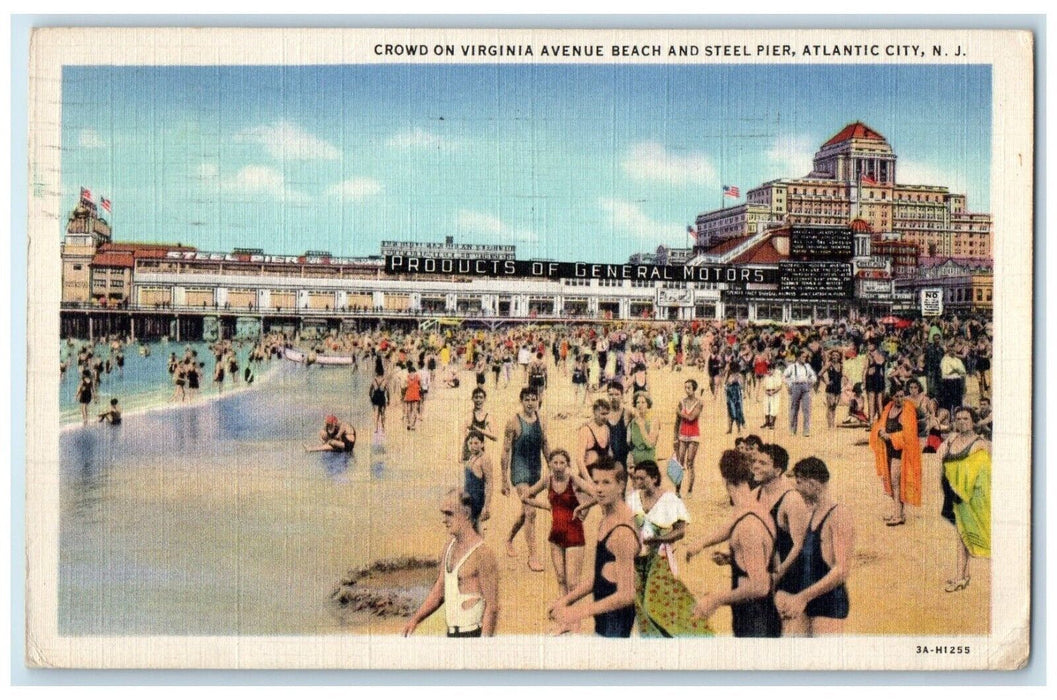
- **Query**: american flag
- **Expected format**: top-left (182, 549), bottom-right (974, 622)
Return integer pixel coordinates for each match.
top-left (861, 174), bottom-right (878, 186)
top-left (722, 184), bottom-right (740, 198)
top-left (686, 224), bottom-right (697, 240)
top-left (80, 186), bottom-right (92, 202)
top-left (101, 197), bottom-right (111, 212)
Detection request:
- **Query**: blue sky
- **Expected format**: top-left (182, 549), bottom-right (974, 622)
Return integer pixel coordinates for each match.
top-left (59, 63), bottom-right (991, 262)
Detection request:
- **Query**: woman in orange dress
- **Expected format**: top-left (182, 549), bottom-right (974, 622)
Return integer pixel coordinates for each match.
top-left (868, 387), bottom-right (922, 526)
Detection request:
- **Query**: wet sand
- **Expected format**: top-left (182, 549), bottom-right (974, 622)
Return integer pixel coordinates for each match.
top-left (58, 356), bottom-right (990, 637)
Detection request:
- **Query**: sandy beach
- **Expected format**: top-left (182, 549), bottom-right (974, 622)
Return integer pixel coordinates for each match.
top-left (58, 351), bottom-right (990, 638)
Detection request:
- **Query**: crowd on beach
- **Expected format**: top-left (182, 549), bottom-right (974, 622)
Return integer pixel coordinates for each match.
top-left (313, 314), bottom-right (993, 639)
top-left (62, 312), bottom-right (994, 639)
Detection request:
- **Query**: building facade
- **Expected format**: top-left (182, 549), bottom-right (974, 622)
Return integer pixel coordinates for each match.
top-left (692, 122), bottom-right (992, 259)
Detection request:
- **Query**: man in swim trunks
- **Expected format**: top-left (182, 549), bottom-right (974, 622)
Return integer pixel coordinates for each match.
top-left (775, 457), bottom-right (855, 636)
top-left (548, 456), bottom-right (638, 637)
top-left (751, 443), bottom-right (810, 635)
top-left (577, 399), bottom-right (611, 480)
top-left (307, 415), bottom-right (356, 452)
top-left (403, 489), bottom-right (499, 638)
top-left (527, 352), bottom-right (548, 405)
top-left (693, 449), bottom-right (781, 637)
top-left (502, 387), bottom-right (550, 572)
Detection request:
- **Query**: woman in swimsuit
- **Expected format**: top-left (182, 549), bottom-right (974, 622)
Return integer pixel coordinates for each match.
top-left (820, 350), bottom-right (846, 429)
top-left (724, 358), bottom-right (746, 436)
top-left (521, 449), bottom-right (595, 599)
top-left (674, 379), bottom-right (703, 496)
top-left (369, 358), bottom-right (390, 434)
top-left (76, 369), bottom-right (93, 424)
top-left (863, 342), bottom-right (887, 425)
top-left (571, 354), bottom-right (590, 405)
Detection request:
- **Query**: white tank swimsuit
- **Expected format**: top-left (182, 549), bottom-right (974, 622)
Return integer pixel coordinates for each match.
top-left (444, 539), bottom-right (485, 634)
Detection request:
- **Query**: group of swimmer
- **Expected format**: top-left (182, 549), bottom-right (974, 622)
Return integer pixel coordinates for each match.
top-left (386, 313), bottom-right (992, 638)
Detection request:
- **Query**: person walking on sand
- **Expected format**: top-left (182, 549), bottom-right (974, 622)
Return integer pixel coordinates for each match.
top-left (463, 431), bottom-right (494, 529)
top-left (869, 387), bottom-right (922, 526)
top-left (403, 489), bottom-right (500, 638)
top-left (548, 456), bottom-right (638, 637)
top-left (462, 387), bottom-right (497, 461)
top-left (520, 448), bottom-right (595, 599)
top-left (369, 357), bottom-right (390, 435)
top-left (673, 379), bottom-right (703, 497)
top-left (502, 387), bottom-right (550, 572)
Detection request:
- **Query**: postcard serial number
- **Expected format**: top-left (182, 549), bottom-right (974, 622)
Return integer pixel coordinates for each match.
top-left (916, 645), bottom-right (971, 654)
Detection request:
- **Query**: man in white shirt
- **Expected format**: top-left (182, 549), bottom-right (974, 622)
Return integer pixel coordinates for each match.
top-left (761, 361), bottom-right (785, 430)
top-left (783, 351), bottom-right (818, 437)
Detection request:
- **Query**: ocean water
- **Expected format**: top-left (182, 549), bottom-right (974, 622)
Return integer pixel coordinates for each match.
top-left (58, 355), bottom-right (465, 636)
top-left (59, 340), bottom-right (263, 424)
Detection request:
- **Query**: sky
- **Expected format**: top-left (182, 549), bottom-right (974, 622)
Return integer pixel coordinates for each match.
top-left (57, 63), bottom-right (991, 263)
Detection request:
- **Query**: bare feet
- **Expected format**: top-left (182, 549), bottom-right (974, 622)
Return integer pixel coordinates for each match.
top-left (506, 540), bottom-right (516, 558)
top-left (528, 558), bottom-right (545, 572)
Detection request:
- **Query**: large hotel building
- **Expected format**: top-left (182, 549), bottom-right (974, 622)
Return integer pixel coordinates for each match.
top-left (59, 123), bottom-right (993, 338)
top-left (692, 122), bottom-right (992, 260)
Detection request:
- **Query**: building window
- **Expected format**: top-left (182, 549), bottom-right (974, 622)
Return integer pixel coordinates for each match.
top-left (73, 264), bottom-right (83, 271)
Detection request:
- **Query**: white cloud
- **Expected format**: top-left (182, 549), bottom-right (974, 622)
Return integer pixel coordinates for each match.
top-left (387, 127), bottom-right (457, 150)
top-left (621, 142), bottom-right (717, 186)
top-left (327, 177), bottom-right (384, 202)
top-left (598, 198), bottom-right (681, 240)
top-left (456, 209), bottom-right (537, 243)
top-left (196, 162), bottom-right (312, 203)
top-left (79, 129), bottom-right (105, 149)
top-left (766, 134), bottom-right (816, 178)
top-left (234, 121), bottom-right (339, 161)
top-left (231, 165), bottom-right (285, 193)
top-left (896, 158), bottom-right (969, 194)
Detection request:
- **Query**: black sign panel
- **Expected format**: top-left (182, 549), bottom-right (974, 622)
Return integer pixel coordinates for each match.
top-left (778, 261), bottom-right (854, 299)
top-left (789, 226), bottom-right (854, 259)
top-left (385, 255), bottom-right (781, 284)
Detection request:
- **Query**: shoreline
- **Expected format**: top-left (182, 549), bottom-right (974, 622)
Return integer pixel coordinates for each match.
top-left (59, 359), bottom-right (285, 433)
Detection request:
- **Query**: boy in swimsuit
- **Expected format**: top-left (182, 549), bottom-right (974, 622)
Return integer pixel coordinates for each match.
top-left (502, 388), bottom-right (550, 572)
top-left (548, 456), bottom-right (638, 637)
top-left (775, 458), bottom-right (855, 636)
top-left (403, 489), bottom-right (499, 638)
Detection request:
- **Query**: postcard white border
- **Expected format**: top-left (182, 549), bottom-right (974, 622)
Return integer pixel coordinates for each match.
top-left (25, 26), bottom-right (1034, 670)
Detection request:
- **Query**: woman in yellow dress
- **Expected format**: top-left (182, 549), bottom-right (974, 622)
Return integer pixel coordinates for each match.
top-left (937, 406), bottom-right (991, 592)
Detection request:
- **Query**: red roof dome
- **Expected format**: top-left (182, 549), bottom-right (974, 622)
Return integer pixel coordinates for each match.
top-left (823, 122), bottom-right (886, 148)
top-left (849, 218), bottom-right (872, 233)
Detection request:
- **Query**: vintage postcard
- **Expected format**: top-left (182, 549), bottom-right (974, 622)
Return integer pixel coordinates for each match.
top-left (25, 27), bottom-right (1033, 670)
